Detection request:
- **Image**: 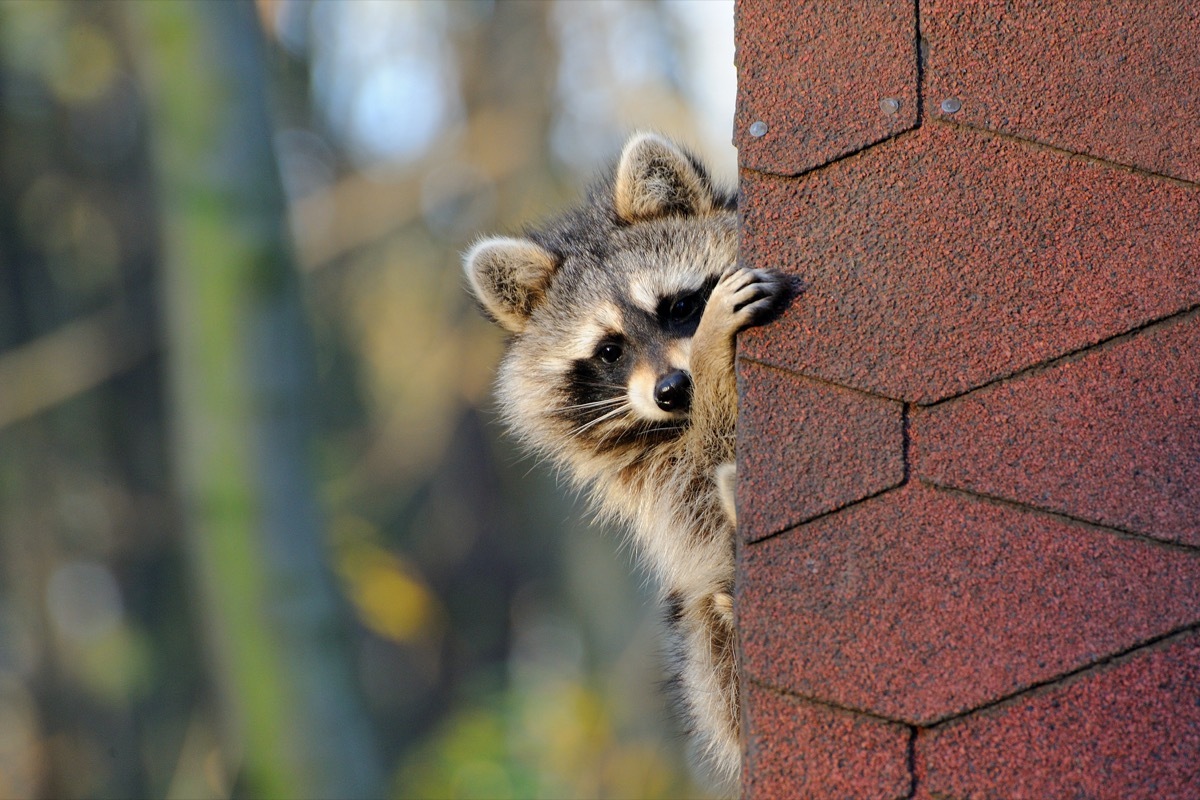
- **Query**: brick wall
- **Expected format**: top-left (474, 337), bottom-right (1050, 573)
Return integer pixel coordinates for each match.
top-left (732, 2), bottom-right (1200, 797)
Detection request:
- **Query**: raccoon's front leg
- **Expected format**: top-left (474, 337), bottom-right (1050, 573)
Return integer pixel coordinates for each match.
top-left (688, 266), bottom-right (785, 464)
top-left (668, 589), bottom-right (741, 788)
top-left (676, 272), bottom-right (782, 789)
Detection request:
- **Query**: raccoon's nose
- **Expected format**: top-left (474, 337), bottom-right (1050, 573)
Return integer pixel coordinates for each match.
top-left (654, 370), bottom-right (692, 412)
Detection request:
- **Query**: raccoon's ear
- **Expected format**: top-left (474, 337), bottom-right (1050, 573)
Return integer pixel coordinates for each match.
top-left (613, 132), bottom-right (715, 223)
top-left (463, 236), bottom-right (558, 333)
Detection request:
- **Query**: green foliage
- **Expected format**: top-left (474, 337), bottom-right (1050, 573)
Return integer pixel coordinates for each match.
top-left (395, 675), bottom-right (698, 800)
top-left (0, 0), bottom-right (733, 797)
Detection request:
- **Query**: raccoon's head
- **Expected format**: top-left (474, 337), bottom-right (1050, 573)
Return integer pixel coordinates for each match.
top-left (464, 133), bottom-right (736, 466)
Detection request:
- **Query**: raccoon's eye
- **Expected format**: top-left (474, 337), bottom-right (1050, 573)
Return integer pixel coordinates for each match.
top-left (668, 293), bottom-right (702, 323)
top-left (596, 343), bottom-right (623, 364)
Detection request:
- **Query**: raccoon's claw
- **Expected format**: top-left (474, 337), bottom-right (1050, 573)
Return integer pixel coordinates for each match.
top-left (709, 267), bottom-right (787, 333)
top-left (731, 272), bottom-right (781, 318)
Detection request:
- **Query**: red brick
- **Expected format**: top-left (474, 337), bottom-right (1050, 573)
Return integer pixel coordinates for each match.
top-left (742, 682), bottom-right (912, 800)
top-left (926, 0), bottom-right (1200, 183)
top-left (734, 0), bottom-right (917, 176)
top-left (738, 483), bottom-right (1200, 724)
top-left (914, 630), bottom-right (1200, 800)
top-left (914, 312), bottom-right (1200, 547)
top-left (736, 360), bottom-right (903, 542)
top-left (739, 125), bottom-right (1200, 402)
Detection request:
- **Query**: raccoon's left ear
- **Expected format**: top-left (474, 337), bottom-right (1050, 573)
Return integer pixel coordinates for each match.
top-left (463, 236), bottom-right (559, 333)
top-left (613, 132), bottom-right (716, 223)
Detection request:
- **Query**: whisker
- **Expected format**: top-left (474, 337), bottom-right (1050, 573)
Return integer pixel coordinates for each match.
top-left (627, 424), bottom-right (684, 444)
top-left (553, 396), bottom-right (627, 414)
top-left (573, 402), bottom-right (631, 436)
top-left (573, 381), bottom-right (628, 393)
top-left (574, 405), bottom-right (630, 433)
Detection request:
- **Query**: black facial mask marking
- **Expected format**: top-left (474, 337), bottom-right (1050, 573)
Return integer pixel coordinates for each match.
top-left (564, 335), bottom-right (629, 427)
top-left (657, 275), bottom-right (719, 337)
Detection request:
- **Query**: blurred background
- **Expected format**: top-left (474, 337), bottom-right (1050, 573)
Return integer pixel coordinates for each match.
top-left (0, 0), bottom-right (737, 797)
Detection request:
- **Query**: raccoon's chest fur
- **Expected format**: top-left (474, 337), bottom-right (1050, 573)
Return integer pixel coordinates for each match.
top-left (581, 424), bottom-right (735, 596)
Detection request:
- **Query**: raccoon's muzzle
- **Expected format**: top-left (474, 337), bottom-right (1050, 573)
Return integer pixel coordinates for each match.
top-left (654, 369), bottom-right (692, 412)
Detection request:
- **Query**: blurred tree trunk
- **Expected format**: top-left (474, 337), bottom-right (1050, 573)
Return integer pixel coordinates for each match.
top-left (128, 2), bottom-right (383, 797)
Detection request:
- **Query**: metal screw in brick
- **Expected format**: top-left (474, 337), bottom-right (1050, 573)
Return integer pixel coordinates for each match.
top-left (749, 120), bottom-right (768, 137)
top-left (940, 97), bottom-right (962, 114)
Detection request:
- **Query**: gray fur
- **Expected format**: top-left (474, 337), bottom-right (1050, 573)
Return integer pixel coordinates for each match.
top-left (464, 133), bottom-right (785, 792)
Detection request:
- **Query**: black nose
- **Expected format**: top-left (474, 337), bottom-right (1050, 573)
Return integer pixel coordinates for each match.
top-left (654, 370), bottom-right (692, 412)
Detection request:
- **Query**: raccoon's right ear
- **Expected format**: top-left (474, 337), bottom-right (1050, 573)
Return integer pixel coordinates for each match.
top-left (463, 236), bottom-right (558, 333)
top-left (613, 132), bottom-right (716, 223)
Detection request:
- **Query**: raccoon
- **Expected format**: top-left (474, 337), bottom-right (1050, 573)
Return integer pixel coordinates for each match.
top-left (464, 132), bottom-right (786, 788)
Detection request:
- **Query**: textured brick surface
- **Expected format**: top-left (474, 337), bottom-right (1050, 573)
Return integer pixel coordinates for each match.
top-left (743, 682), bottom-right (911, 800)
top-left (739, 484), bottom-right (1200, 724)
top-left (738, 125), bottom-right (1200, 403)
top-left (925, 0), bottom-right (1200, 183)
top-left (736, 360), bottom-right (903, 542)
top-left (914, 630), bottom-right (1200, 800)
top-left (734, 0), bottom-right (917, 176)
top-left (914, 312), bottom-right (1200, 547)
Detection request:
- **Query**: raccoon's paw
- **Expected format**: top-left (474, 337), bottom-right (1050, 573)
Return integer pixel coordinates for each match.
top-left (708, 266), bottom-right (787, 334)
